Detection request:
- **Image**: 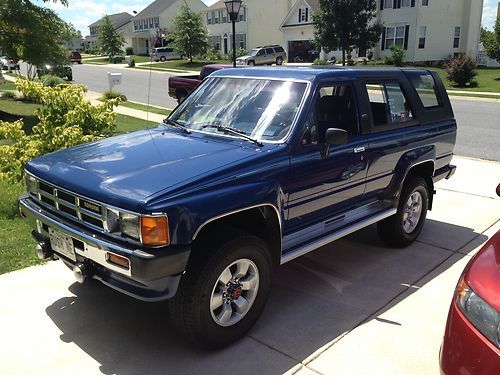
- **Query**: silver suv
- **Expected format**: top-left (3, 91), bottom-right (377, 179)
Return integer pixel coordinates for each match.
top-left (236, 45), bottom-right (286, 66)
top-left (151, 47), bottom-right (183, 62)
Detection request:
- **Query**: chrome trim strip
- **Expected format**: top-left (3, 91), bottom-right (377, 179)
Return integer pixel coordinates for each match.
top-left (192, 204), bottom-right (282, 249)
top-left (280, 208), bottom-right (397, 265)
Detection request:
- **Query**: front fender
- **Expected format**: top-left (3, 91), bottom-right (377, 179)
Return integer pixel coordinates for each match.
top-left (147, 181), bottom-right (285, 245)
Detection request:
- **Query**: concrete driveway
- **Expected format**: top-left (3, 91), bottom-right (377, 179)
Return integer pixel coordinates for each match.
top-left (1, 156), bottom-right (499, 375)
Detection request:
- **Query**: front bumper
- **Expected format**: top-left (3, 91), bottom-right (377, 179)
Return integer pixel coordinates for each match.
top-left (18, 195), bottom-right (190, 301)
top-left (440, 303), bottom-right (500, 374)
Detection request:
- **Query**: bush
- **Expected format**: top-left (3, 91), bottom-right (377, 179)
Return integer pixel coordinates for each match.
top-left (389, 45), bottom-right (406, 67)
top-left (445, 54), bottom-right (477, 87)
top-left (236, 48), bottom-right (247, 58)
top-left (128, 58), bottom-right (135, 68)
top-left (201, 48), bottom-right (222, 61)
top-left (101, 90), bottom-right (127, 102)
top-left (384, 55), bottom-right (394, 65)
top-left (109, 56), bottom-right (124, 64)
top-left (0, 78), bottom-right (120, 182)
top-left (347, 58), bottom-right (356, 66)
top-left (312, 59), bottom-right (329, 65)
top-left (125, 47), bottom-right (134, 55)
top-left (39, 74), bottom-right (66, 87)
top-left (1, 91), bottom-right (17, 99)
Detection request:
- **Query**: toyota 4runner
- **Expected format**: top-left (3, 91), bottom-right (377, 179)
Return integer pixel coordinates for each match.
top-left (19, 67), bottom-right (456, 348)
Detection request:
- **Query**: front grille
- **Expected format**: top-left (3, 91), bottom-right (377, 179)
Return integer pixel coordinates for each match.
top-left (28, 176), bottom-right (105, 230)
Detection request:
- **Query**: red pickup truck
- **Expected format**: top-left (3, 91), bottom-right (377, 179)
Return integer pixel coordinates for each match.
top-left (168, 64), bottom-right (241, 103)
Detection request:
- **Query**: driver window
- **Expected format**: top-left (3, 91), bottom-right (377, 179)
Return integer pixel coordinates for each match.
top-left (300, 84), bottom-right (358, 146)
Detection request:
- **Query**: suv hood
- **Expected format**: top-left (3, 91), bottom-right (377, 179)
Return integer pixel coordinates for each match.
top-left (26, 128), bottom-right (269, 211)
top-left (237, 55), bottom-right (251, 61)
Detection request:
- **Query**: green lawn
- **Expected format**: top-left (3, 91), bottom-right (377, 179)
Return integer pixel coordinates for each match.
top-left (0, 179), bottom-right (44, 274)
top-left (0, 81), bottom-right (17, 92)
top-left (136, 59), bottom-right (230, 72)
top-left (0, 99), bottom-right (157, 274)
top-left (430, 67), bottom-right (500, 93)
top-left (82, 57), bottom-right (110, 65)
top-left (119, 101), bottom-right (172, 116)
top-left (130, 55), bottom-right (153, 63)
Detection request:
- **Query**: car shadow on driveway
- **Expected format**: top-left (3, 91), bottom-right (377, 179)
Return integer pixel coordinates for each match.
top-left (45, 220), bottom-right (486, 374)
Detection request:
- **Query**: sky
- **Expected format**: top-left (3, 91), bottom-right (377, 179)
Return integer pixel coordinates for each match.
top-left (43, 0), bottom-right (498, 37)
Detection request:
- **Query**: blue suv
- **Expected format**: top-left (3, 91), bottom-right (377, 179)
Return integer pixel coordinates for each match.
top-left (19, 67), bottom-right (456, 348)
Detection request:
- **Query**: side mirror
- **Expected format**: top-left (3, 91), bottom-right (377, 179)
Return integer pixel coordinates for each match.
top-left (322, 128), bottom-right (348, 158)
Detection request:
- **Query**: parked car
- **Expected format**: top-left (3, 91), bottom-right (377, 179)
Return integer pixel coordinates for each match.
top-left (168, 64), bottom-right (244, 103)
top-left (36, 64), bottom-right (73, 81)
top-left (0, 56), bottom-right (20, 71)
top-left (440, 183), bottom-right (500, 374)
top-left (69, 51), bottom-right (82, 64)
top-left (19, 67), bottom-right (456, 348)
top-left (151, 47), bottom-right (183, 62)
top-left (236, 45), bottom-right (286, 66)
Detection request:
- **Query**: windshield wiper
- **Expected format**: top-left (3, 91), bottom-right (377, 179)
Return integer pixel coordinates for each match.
top-left (162, 118), bottom-right (191, 134)
top-left (201, 125), bottom-right (263, 147)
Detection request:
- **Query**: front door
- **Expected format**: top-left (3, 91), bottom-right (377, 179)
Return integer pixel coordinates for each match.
top-left (284, 82), bottom-right (368, 249)
top-left (223, 36), bottom-right (228, 55)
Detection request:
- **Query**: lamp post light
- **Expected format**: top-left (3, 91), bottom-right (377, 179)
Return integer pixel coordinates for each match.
top-left (224, 0), bottom-right (242, 68)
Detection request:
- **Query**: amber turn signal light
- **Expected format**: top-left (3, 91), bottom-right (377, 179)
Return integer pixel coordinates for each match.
top-left (106, 252), bottom-right (130, 269)
top-left (140, 215), bottom-right (169, 246)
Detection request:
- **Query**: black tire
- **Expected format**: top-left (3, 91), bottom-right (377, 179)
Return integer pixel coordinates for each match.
top-left (276, 57), bottom-right (283, 65)
top-left (168, 233), bottom-right (273, 348)
top-left (377, 176), bottom-right (429, 247)
top-left (160, 56), bottom-right (166, 62)
top-left (248, 60), bottom-right (255, 66)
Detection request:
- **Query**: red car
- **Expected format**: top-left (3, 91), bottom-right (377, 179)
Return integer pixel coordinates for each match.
top-left (440, 184), bottom-right (500, 374)
top-left (69, 51), bottom-right (82, 64)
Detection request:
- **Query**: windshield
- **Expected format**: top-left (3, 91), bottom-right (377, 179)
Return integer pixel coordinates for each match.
top-left (169, 77), bottom-right (308, 142)
top-left (249, 49), bottom-right (259, 56)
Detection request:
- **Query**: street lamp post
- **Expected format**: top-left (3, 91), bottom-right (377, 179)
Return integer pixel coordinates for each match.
top-left (224, 0), bottom-right (242, 68)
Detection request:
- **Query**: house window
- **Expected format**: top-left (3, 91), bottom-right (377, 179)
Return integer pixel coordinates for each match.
top-left (149, 18), bottom-right (154, 29)
top-left (214, 10), bottom-right (219, 24)
top-left (239, 7), bottom-right (246, 21)
top-left (298, 7), bottom-right (309, 22)
top-left (154, 18), bottom-right (159, 28)
top-left (384, 0), bottom-right (392, 8)
top-left (402, 0), bottom-right (411, 7)
top-left (207, 12), bottom-right (212, 25)
top-left (419, 25), bottom-right (426, 48)
top-left (385, 26), bottom-right (405, 49)
top-left (453, 26), bottom-right (460, 48)
top-left (222, 10), bottom-right (227, 23)
top-left (422, 0), bottom-right (429, 5)
top-left (236, 34), bottom-right (246, 50)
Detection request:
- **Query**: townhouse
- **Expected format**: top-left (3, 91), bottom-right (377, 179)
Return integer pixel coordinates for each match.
top-left (84, 12), bottom-right (134, 51)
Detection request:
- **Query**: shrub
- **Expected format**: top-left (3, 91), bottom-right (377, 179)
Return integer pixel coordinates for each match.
top-left (389, 45), bottom-right (406, 67)
top-left (312, 59), bottom-right (329, 65)
top-left (445, 54), bottom-right (477, 87)
top-left (125, 47), bottom-right (134, 55)
top-left (101, 90), bottom-right (127, 102)
top-left (109, 56), bottom-right (124, 64)
top-left (236, 48), bottom-right (247, 58)
top-left (0, 78), bottom-right (120, 182)
top-left (39, 74), bottom-right (66, 87)
top-left (384, 55), bottom-right (394, 65)
top-left (201, 48), bottom-right (222, 61)
top-left (347, 58), bottom-right (356, 66)
top-left (1, 91), bottom-right (17, 99)
top-left (128, 58), bottom-right (136, 68)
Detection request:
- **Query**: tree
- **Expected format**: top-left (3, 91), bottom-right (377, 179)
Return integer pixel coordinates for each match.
top-left (170, 1), bottom-right (209, 63)
top-left (0, 0), bottom-right (78, 79)
top-left (96, 15), bottom-right (125, 59)
top-left (313, 0), bottom-right (382, 66)
top-left (482, 17), bottom-right (500, 63)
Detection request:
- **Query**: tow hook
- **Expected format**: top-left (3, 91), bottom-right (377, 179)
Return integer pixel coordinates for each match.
top-left (36, 242), bottom-right (53, 260)
top-left (72, 263), bottom-right (87, 284)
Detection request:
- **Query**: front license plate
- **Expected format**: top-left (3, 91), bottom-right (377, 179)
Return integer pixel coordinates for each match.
top-left (49, 228), bottom-right (76, 262)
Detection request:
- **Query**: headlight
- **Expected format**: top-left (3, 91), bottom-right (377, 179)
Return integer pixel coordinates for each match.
top-left (119, 212), bottom-right (169, 246)
top-left (45, 64), bottom-right (51, 70)
top-left (25, 173), bottom-right (38, 195)
top-left (119, 212), bottom-right (140, 241)
top-left (456, 280), bottom-right (500, 348)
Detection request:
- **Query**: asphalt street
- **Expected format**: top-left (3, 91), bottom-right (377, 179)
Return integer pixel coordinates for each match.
top-left (19, 63), bottom-right (500, 161)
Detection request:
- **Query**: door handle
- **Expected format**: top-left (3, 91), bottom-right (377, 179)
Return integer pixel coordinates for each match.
top-left (353, 147), bottom-right (365, 153)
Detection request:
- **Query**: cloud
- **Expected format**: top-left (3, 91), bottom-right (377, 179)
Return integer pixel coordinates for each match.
top-left (482, 0), bottom-right (498, 30)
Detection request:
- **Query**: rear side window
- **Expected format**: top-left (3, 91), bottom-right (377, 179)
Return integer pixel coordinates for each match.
top-left (265, 48), bottom-right (274, 55)
top-left (274, 47), bottom-right (284, 53)
top-left (409, 73), bottom-right (442, 108)
top-left (366, 81), bottom-right (414, 128)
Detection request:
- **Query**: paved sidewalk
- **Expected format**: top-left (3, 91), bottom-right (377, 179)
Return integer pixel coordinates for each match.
top-left (0, 156), bottom-right (499, 374)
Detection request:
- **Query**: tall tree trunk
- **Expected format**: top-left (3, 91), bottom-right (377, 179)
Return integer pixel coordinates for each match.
top-left (342, 49), bottom-right (346, 66)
